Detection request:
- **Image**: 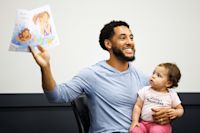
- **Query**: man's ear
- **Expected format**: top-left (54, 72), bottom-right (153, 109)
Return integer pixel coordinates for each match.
top-left (104, 39), bottom-right (112, 50)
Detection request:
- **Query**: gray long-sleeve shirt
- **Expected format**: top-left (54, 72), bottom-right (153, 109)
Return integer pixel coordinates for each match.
top-left (45, 60), bottom-right (149, 133)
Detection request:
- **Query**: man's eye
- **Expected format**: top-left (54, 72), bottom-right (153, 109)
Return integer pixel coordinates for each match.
top-left (120, 36), bottom-right (126, 40)
top-left (130, 35), bottom-right (134, 40)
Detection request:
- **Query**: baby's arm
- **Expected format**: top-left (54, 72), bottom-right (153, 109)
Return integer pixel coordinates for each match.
top-left (129, 96), bottom-right (144, 131)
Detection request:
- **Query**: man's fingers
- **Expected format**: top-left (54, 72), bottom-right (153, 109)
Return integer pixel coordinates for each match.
top-left (37, 45), bottom-right (45, 52)
top-left (152, 108), bottom-right (159, 112)
top-left (28, 45), bottom-right (36, 56)
top-left (152, 108), bottom-right (171, 124)
top-left (153, 112), bottom-right (167, 120)
top-left (28, 45), bottom-right (40, 63)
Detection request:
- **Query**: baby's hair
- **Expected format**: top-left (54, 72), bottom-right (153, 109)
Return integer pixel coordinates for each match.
top-left (39, 11), bottom-right (50, 18)
top-left (158, 63), bottom-right (181, 88)
top-left (33, 11), bottom-right (50, 24)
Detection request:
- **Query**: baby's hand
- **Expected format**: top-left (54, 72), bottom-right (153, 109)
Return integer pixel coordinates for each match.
top-left (129, 122), bottom-right (140, 132)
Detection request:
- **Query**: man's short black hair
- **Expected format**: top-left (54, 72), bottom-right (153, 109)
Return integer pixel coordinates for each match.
top-left (99, 20), bottom-right (130, 51)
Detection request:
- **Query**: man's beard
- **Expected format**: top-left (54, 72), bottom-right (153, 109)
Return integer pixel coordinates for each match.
top-left (112, 46), bottom-right (135, 61)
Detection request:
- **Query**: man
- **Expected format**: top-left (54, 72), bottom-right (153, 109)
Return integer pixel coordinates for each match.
top-left (29, 20), bottom-right (170, 133)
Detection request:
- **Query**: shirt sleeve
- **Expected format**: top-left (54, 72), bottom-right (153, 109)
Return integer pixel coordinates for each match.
top-left (138, 86), bottom-right (149, 101)
top-left (170, 90), bottom-right (182, 107)
top-left (44, 67), bottom-right (93, 103)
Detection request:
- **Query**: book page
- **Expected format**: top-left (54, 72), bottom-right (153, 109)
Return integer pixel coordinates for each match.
top-left (9, 5), bottom-right (59, 52)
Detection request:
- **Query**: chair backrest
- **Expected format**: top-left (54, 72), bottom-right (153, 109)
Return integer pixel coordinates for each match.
top-left (71, 94), bottom-right (90, 133)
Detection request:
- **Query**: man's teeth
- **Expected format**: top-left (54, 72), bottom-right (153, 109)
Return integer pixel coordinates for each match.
top-left (124, 48), bottom-right (132, 52)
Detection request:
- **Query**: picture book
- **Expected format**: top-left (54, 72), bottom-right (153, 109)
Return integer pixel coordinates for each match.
top-left (9, 5), bottom-right (59, 52)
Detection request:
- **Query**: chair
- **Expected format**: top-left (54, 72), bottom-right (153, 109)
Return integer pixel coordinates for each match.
top-left (71, 94), bottom-right (90, 133)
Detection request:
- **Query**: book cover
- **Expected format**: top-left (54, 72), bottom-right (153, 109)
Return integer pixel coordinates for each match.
top-left (9, 5), bottom-right (59, 52)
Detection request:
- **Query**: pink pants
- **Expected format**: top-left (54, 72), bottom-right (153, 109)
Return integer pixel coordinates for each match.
top-left (130, 120), bottom-right (172, 133)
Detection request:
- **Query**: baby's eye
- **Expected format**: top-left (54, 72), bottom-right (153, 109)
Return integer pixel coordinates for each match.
top-left (152, 71), bottom-right (155, 75)
top-left (157, 73), bottom-right (162, 77)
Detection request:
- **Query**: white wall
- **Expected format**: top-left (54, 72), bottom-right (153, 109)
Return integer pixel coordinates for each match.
top-left (0, 0), bottom-right (199, 93)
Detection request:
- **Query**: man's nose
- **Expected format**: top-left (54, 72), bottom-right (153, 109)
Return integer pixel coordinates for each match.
top-left (126, 38), bottom-right (134, 46)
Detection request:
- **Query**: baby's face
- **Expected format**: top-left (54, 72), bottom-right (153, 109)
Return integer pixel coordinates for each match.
top-left (149, 66), bottom-right (170, 91)
top-left (22, 30), bottom-right (30, 38)
top-left (40, 13), bottom-right (49, 24)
